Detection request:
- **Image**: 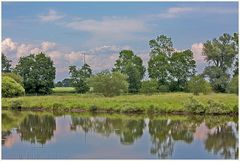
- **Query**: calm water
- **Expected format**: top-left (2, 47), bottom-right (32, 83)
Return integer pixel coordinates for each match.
top-left (2, 110), bottom-right (239, 159)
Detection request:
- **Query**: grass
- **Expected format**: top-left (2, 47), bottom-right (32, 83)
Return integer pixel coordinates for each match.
top-left (2, 92), bottom-right (238, 114)
top-left (52, 87), bottom-right (76, 93)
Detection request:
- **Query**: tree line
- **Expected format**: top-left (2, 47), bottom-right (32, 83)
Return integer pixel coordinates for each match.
top-left (2, 33), bottom-right (238, 97)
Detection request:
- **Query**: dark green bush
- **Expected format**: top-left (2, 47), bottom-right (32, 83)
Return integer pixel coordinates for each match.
top-left (89, 105), bottom-right (98, 112)
top-left (184, 97), bottom-right (206, 113)
top-left (11, 100), bottom-right (23, 109)
top-left (187, 75), bottom-right (212, 95)
top-left (158, 85), bottom-right (170, 92)
top-left (2, 76), bottom-right (25, 97)
top-left (140, 79), bottom-right (158, 95)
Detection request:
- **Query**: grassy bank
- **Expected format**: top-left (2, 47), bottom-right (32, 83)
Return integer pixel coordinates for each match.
top-left (2, 92), bottom-right (238, 114)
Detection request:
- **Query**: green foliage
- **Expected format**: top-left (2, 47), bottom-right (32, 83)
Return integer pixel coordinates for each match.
top-left (52, 87), bottom-right (76, 93)
top-left (188, 75), bottom-right (212, 95)
top-left (140, 79), bottom-right (158, 95)
top-left (205, 100), bottom-right (228, 114)
top-left (89, 105), bottom-right (98, 112)
top-left (148, 53), bottom-right (169, 85)
top-left (203, 33), bottom-right (237, 72)
top-left (203, 66), bottom-right (229, 92)
top-left (169, 50), bottom-right (196, 91)
top-left (113, 50), bottom-right (145, 93)
top-left (88, 71), bottom-right (128, 97)
top-left (55, 81), bottom-right (63, 87)
top-left (158, 85), bottom-right (170, 92)
top-left (11, 100), bottom-right (23, 109)
top-left (2, 76), bottom-right (25, 97)
top-left (228, 75), bottom-right (238, 95)
top-left (2, 53), bottom-right (12, 73)
top-left (15, 52), bottom-right (56, 94)
top-left (2, 72), bottom-right (23, 86)
top-left (184, 97), bottom-right (206, 113)
top-left (69, 64), bottom-right (92, 93)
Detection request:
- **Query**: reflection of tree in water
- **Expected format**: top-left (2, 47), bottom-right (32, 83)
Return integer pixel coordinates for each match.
top-left (204, 123), bottom-right (238, 159)
top-left (17, 114), bottom-right (56, 145)
top-left (71, 116), bottom-right (145, 145)
top-left (148, 119), bottom-right (196, 159)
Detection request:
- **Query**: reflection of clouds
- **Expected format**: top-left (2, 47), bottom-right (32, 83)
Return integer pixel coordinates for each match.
top-left (4, 133), bottom-right (20, 148)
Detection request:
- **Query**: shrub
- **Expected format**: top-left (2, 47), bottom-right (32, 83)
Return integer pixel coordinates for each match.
top-left (188, 75), bottom-right (212, 95)
top-left (205, 100), bottom-right (228, 114)
top-left (2, 76), bottom-right (25, 97)
top-left (11, 100), bottom-right (23, 109)
top-left (184, 97), bottom-right (206, 113)
top-left (228, 75), bottom-right (238, 95)
top-left (158, 85), bottom-right (170, 92)
top-left (89, 105), bottom-right (98, 112)
top-left (2, 72), bottom-right (23, 86)
top-left (140, 79), bottom-right (158, 95)
top-left (88, 71), bottom-right (128, 97)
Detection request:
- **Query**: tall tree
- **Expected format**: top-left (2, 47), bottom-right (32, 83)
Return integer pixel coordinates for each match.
top-left (169, 50), bottom-right (196, 91)
top-left (203, 33), bottom-right (238, 92)
top-left (15, 52), bottom-right (56, 94)
top-left (148, 35), bottom-right (173, 88)
top-left (232, 33), bottom-right (238, 76)
top-left (69, 63), bottom-right (92, 93)
top-left (2, 53), bottom-right (12, 73)
top-left (113, 50), bottom-right (145, 93)
top-left (203, 33), bottom-right (237, 72)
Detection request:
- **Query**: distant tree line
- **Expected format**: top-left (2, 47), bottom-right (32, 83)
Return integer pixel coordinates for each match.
top-left (2, 33), bottom-right (238, 97)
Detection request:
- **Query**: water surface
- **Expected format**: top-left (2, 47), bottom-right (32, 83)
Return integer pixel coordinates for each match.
top-left (2, 110), bottom-right (238, 159)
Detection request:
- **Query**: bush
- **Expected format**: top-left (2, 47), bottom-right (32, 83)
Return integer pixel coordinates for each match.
top-left (184, 97), bottom-right (206, 113)
top-left (2, 76), bottom-right (25, 97)
top-left (158, 85), bottom-right (169, 92)
top-left (205, 100), bottom-right (228, 114)
top-left (11, 100), bottom-right (23, 109)
top-left (140, 79), bottom-right (158, 95)
top-left (188, 75), bottom-right (212, 95)
top-left (88, 71), bottom-right (128, 97)
top-left (228, 75), bottom-right (238, 95)
top-left (2, 72), bottom-right (23, 86)
top-left (89, 105), bottom-right (98, 112)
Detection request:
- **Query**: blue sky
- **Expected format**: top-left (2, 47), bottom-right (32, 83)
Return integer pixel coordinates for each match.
top-left (2, 2), bottom-right (238, 81)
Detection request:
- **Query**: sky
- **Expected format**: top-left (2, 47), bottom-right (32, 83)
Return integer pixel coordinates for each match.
top-left (2, 2), bottom-right (238, 81)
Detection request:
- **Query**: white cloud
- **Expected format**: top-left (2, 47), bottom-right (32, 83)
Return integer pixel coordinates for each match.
top-left (65, 17), bottom-right (148, 36)
top-left (156, 7), bottom-right (193, 18)
top-left (41, 41), bottom-right (56, 51)
top-left (191, 43), bottom-right (206, 62)
top-left (1, 38), bottom-right (17, 53)
top-left (39, 9), bottom-right (64, 22)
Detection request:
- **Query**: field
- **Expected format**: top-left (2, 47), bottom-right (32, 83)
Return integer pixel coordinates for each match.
top-left (52, 87), bottom-right (76, 93)
top-left (2, 91), bottom-right (238, 114)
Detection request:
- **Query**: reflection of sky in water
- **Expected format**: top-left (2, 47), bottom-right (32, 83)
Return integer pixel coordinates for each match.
top-left (2, 114), bottom-right (238, 159)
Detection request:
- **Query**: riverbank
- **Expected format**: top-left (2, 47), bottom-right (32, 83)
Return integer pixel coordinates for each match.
top-left (2, 93), bottom-right (238, 114)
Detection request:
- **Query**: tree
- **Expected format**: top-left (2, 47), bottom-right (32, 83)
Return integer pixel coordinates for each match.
top-left (187, 75), bottom-right (212, 95)
top-left (113, 50), bottom-right (145, 93)
top-left (2, 76), bottom-right (25, 97)
top-left (69, 63), bottom-right (92, 93)
top-left (203, 66), bottom-right (229, 92)
top-left (228, 75), bottom-right (238, 95)
top-left (62, 78), bottom-right (73, 87)
top-left (232, 33), bottom-right (238, 76)
top-left (15, 52), bottom-right (56, 94)
top-left (148, 35), bottom-right (174, 89)
top-left (140, 79), bottom-right (158, 95)
top-left (203, 33), bottom-right (237, 72)
top-left (55, 81), bottom-right (63, 87)
top-left (149, 35), bottom-right (174, 57)
top-left (2, 53), bottom-right (12, 72)
top-left (148, 53), bottom-right (169, 86)
top-left (88, 71), bottom-right (128, 97)
top-left (169, 50), bottom-right (196, 91)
